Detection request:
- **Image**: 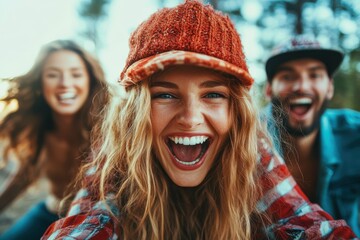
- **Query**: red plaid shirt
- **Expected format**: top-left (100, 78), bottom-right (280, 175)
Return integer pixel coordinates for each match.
top-left (41, 138), bottom-right (358, 239)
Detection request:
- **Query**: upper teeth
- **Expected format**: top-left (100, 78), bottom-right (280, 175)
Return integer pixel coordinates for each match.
top-left (289, 97), bottom-right (312, 105)
top-left (59, 92), bottom-right (76, 100)
top-left (169, 136), bottom-right (208, 145)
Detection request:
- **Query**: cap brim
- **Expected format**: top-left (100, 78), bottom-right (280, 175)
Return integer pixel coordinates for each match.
top-left (265, 49), bottom-right (344, 80)
top-left (120, 50), bottom-right (254, 88)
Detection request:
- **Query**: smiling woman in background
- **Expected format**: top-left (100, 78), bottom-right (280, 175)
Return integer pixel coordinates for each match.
top-left (0, 39), bottom-right (107, 240)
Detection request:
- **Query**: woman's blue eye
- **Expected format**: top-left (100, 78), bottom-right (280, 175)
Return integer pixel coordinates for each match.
top-left (153, 93), bottom-right (175, 99)
top-left (206, 93), bottom-right (224, 98)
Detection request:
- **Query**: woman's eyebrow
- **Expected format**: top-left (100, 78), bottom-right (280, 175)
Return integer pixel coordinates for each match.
top-left (200, 80), bottom-right (227, 88)
top-left (43, 66), bottom-right (83, 71)
top-left (43, 66), bottom-right (61, 71)
top-left (150, 81), bottom-right (178, 89)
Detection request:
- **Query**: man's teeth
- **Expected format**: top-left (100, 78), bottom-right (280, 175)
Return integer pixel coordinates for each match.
top-left (169, 136), bottom-right (208, 145)
top-left (289, 97), bottom-right (312, 105)
top-left (59, 92), bottom-right (76, 100)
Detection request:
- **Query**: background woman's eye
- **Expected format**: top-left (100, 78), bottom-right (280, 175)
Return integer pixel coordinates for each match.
top-left (73, 73), bottom-right (83, 78)
top-left (45, 73), bottom-right (58, 78)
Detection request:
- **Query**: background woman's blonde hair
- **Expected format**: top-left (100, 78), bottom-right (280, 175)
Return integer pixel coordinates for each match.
top-left (84, 75), bottom-right (266, 239)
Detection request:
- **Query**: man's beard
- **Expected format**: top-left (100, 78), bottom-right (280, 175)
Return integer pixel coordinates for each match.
top-left (271, 96), bottom-right (328, 137)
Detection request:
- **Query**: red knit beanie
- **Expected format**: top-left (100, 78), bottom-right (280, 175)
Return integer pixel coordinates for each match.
top-left (120, 0), bottom-right (254, 89)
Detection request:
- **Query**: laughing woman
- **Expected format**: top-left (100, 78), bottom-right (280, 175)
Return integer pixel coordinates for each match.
top-left (0, 40), bottom-right (106, 240)
top-left (42, 1), bottom-right (357, 239)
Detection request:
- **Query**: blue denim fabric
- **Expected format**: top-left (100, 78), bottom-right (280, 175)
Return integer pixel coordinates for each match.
top-left (263, 105), bottom-right (360, 236)
top-left (0, 201), bottom-right (59, 240)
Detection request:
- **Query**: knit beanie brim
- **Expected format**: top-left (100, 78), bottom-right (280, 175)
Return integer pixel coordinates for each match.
top-left (120, 50), bottom-right (254, 88)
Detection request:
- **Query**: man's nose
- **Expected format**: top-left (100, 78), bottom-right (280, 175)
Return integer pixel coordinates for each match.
top-left (292, 75), bottom-right (311, 92)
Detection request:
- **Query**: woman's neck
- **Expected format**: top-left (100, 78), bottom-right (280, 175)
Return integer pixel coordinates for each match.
top-left (51, 112), bottom-right (82, 140)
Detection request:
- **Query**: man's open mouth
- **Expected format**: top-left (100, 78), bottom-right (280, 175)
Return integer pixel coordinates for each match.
top-left (288, 97), bottom-right (313, 116)
top-left (167, 136), bottom-right (210, 166)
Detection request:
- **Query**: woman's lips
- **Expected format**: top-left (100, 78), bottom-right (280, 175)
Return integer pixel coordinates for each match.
top-left (167, 135), bottom-right (210, 170)
top-left (57, 92), bottom-right (77, 105)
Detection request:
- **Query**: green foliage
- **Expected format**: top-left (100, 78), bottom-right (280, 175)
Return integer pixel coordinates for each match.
top-left (331, 50), bottom-right (360, 111)
top-left (77, 0), bottom-right (112, 53)
top-left (78, 0), bottom-right (112, 20)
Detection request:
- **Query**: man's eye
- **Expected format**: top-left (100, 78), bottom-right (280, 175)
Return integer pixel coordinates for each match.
top-left (310, 73), bottom-right (323, 79)
top-left (281, 74), bottom-right (293, 81)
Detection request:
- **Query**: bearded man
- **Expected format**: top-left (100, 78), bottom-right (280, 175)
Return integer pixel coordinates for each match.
top-left (263, 35), bottom-right (360, 236)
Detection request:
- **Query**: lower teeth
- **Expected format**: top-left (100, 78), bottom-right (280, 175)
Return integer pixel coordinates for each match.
top-left (175, 157), bottom-right (200, 166)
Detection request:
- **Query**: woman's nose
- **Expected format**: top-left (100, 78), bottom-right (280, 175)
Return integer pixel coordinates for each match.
top-left (177, 99), bottom-right (204, 129)
top-left (59, 73), bottom-right (72, 87)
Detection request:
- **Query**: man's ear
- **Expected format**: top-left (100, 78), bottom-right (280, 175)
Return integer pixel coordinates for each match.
top-left (265, 82), bottom-right (272, 101)
top-left (327, 79), bottom-right (334, 100)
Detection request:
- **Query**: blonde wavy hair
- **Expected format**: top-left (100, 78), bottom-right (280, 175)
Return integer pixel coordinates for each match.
top-left (86, 75), bottom-right (265, 239)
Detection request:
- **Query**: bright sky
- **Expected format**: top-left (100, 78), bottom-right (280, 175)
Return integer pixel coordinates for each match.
top-left (0, 0), bottom-right (160, 80)
top-left (0, 0), bottom-right (265, 93)
top-left (0, 0), bottom-right (76, 77)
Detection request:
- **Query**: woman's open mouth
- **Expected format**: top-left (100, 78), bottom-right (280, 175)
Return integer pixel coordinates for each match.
top-left (57, 91), bottom-right (77, 105)
top-left (167, 136), bottom-right (210, 170)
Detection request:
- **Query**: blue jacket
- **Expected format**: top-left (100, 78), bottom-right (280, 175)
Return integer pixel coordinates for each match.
top-left (263, 105), bottom-right (360, 236)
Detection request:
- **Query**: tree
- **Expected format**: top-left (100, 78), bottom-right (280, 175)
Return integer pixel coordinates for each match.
top-left (331, 50), bottom-right (360, 111)
top-left (78, 0), bottom-right (112, 55)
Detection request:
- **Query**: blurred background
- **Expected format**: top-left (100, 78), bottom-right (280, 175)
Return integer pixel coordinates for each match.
top-left (0, 0), bottom-right (359, 232)
top-left (0, 0), bottom-right (359, 109)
